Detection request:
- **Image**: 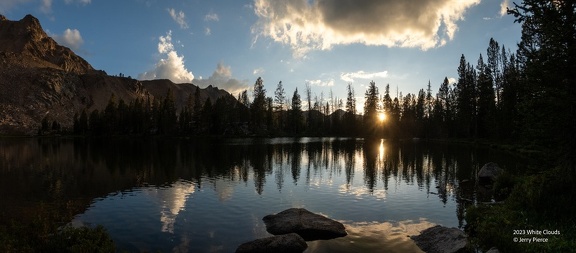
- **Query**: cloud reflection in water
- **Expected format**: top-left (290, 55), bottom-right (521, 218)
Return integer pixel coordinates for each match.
top-left (306, 219), bottom-right (435, 253)
top-left (146, 180), bottom-right (195, 234)
top-left (339, 184), bottom-right (387, 200)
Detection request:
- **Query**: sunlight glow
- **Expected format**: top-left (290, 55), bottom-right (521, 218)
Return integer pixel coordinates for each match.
top-left (378, 112), bottom-right (386, 122)
top-left (378, 139), bottom-right (385, 162)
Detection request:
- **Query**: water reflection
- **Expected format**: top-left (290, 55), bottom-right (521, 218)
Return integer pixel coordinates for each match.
top-left (306, 219), bottom-right (435, 253)
top-left (146, 180), bottom-right (195, 233)
top-left (0, 137), bottom-right (527, 252)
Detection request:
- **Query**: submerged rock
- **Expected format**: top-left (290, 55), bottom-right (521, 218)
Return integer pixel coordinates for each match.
top-left (263, 208), bottom-right (347, 241)
top-left (411, 225), bottom-right (469, 253)
top-left (235, 233), bottom-right (307, 253)
top-left (478, 162), bottom-right (503, 184)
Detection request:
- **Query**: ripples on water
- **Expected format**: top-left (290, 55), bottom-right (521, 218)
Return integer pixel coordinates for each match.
top-left (0, 137), bottom-right (525, 252)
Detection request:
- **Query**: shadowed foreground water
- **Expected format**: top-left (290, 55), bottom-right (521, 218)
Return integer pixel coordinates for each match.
top-left (0, 137), bottom-right (524, 252)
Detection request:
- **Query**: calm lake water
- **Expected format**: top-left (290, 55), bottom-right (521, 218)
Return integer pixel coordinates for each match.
top-left (0, 137), bottom-right (524, 252)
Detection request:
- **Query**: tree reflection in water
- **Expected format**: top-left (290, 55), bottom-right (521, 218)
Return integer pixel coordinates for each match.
top-left (0, 137), bottom-right (527, 252)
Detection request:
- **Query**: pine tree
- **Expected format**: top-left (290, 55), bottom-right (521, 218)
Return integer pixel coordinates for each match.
top-left (344, 83), bottom-right (356, 136)
top-left (251, 77), bottom-right (267, 130)
top-left (476, 54), bottom-right (496, 138)
top-left (289, 88), bottom-right (303, 134)
top-left (103, 94), bottom-right (117, 134)
top-left (510, 0), bottom-right (576, 169)
top-left (274, 81), bottom-right (286, 131)
top-left (363, 81), bottom-right (379, 136)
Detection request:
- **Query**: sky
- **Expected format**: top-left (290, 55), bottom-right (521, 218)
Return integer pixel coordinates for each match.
top-left (1, 0), bottom-right (522, 112)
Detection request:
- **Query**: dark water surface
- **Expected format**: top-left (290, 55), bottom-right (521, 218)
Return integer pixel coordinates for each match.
top-left (0, 137), bottom-right (524, 252)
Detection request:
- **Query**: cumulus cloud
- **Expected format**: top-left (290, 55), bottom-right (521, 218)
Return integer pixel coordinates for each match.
top-left (52, 28), bottom-right (84, 51)
top-left (306, 79), bottom-right (334, 87)
top-left (340, 70), bottom-right (388, 83)
top-left (193, 63), bottom-right (250, 95)
top-left (168, 8), bottom-right (189, 29)
top-left (499, 0), bottom-right (510, 16)
top-left (204, 27), bottom-right (211, 36)
top-left (253, 0), bottom-right (480, 57)
top-left (204, 12), bottom-right (219, 22)
top-left (139, 31), bottom-right (195, 84)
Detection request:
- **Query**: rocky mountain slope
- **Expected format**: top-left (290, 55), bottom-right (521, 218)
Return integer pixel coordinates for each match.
top-left (0, 14), bottom-right (236, 135)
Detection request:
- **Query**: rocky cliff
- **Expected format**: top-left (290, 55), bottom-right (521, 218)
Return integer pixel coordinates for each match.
top-left (0, 14), bottom-right (236, 135)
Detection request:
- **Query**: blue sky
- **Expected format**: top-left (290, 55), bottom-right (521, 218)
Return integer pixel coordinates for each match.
top-left (1, 0), bottom-right (521, 111)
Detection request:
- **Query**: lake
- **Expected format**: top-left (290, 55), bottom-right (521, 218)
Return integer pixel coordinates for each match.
top-left (0, 137), bottom-right (523, 252)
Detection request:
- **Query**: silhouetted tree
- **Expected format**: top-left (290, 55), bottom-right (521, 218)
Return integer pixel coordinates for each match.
top-left (288, 88), bottom-right (303, 134)
top-left (476, 54), bottom-right (496, 138)
top-left (89, 109), bottom-right (103, 135)
top-left (251, 77), bottom-right (266, 130)
top-left (455, 55), bottom-right (476, 138)
top-left (363, 81), bottom-right (379, 137)
top-left (103, 94), bottom-right (117, 134)
top-left (274, 81), bottom-right (286, 131)
top-left (344, 83), bottom-right (357, 136)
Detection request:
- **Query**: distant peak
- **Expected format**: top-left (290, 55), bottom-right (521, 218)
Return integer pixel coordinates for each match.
top-left (21, 14), bottom-right (41, 28)
top-left (0, 14), bottom-right (94, 74)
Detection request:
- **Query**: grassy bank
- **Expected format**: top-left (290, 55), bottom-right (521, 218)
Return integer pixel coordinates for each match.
top-left (0, 223), bottom-right (115, 253)
top-left (0, 200), bottom-right (115, 253)
top-left (465, 166), bottom-right (576, 252)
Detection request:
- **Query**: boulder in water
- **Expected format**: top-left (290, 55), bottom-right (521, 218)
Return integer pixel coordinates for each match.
top-left (262, 208), bottom-right (347, 241)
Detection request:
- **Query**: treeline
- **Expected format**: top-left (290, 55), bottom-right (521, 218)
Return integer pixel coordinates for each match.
top-left (363, 37), bottom-right (523, 141)
top-left (53, 0), bottom-right (573, 159)
top-left (70, 86), bottom-right (249, 136)
top-left (53, 36), bottom-right (525, 140)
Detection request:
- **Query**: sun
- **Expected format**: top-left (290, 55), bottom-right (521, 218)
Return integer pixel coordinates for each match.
top-left (378, 112), bottom-right (386, 122)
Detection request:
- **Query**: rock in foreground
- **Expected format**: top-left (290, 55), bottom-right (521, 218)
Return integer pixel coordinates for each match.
top-left (478, 162), bottom-right (503, 184)
top-left (235, 233), bottom-right (307, 253)
top-left (411, 225), bottom-right (469, 253)
top-left (263, 208), bottom-right (347, 241)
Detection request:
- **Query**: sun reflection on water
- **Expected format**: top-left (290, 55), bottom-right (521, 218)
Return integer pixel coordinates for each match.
top-left (378, 139), bottom-right (385, 163)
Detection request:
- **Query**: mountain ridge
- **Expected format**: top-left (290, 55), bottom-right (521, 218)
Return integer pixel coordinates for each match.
top-left (0, 14), bottom-right (237, 135)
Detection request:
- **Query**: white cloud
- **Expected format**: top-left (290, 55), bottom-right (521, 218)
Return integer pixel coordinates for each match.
top-left (204, 12), bottom-right (219, 22)
top-left (139, 30), bottom-right (195, 84)
top-left (448, 77), bottom-right (457, 84)
top-left (306, 79), bottom-right (334, 87)
top-left (499, 0), bottom-right (510, 17)
top-left (253, 67), bottom-right (265, 75)
top-left (168, 8), bottom-right (189, 29)
top-left (253, 0), bottom-right (480, 58)
top-left (340, 71), bottom-right (388, 83)
top-left (52, 28), bottom-right (84, 51)
top-left (157, 31), bottom-right (174, 53)
top-left (193, 63), bottom-right (250, 95)
top-left (204, 27), bottom-right (211, 36)
top-left (40, 0), bottom-right (52, 13)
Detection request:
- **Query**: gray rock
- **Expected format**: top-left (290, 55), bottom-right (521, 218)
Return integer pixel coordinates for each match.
top-left (478, 162), bottom-right (503, 183)
top-left (263, 208), bottom-right (347, 241)
top-left (411, 225), bottom-right (469, 253)
top-left (235, 233), bottom-right (307, 253)
top-left (486, 247), bottom-right (499, 253)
